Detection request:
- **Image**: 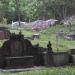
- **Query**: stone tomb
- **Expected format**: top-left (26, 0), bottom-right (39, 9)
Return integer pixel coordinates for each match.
top-left (0, 32), bottom-right (47, 68)
top-left (0, 32), bottom-right (34, 68)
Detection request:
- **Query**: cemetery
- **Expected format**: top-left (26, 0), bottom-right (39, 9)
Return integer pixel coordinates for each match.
top-left (0, 0), bottom-right (75, 75)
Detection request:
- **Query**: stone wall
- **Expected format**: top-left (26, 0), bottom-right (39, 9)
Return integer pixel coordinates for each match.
top-left (43, 52), bottom-right (69, 66)
top-left (53, 52), bottom-right (69, 66)
top-left (4, 56), bottom-right (34, 69)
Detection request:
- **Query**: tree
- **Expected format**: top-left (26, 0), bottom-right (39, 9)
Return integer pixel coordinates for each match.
top-left (0, 0), bottom-right (75, 23)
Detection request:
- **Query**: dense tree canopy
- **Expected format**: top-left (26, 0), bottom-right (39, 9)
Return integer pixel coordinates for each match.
top-left (0, 0), bottom-right (75, 23)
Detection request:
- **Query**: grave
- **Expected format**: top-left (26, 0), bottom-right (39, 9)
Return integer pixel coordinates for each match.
top-left (64, 32), bottom-right (75, 40)
top-left (0, 32), bottom-right (34, 68)
top-left (53, 52), bottom-right (69, 66)
top-left (0, 32), bottom-right (47, 68)
top-left (44, 52), bottom-right (69, 66)
top-left (32, 33), bottom-right (40, 40)
top-left (43, 42), bottom-right (69, 66)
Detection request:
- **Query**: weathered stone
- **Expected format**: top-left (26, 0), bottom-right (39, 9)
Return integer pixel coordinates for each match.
top-left (70, 48), bottom-right (75, 54)
top-left (0, 27), bottom-right (10, 40)
top-left (5, 56), bottom-right (34, 69)
top-left (53, 52), bottom-right (69, 66)
top-left (43, 52), bottom-right (69, 66)
top-left (71, 55), bottom-right (75, 64)
top-left (32, 34), bottom-right (40, 40)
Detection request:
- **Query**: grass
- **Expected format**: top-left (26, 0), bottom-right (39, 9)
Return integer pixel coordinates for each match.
top-left (1, 66), bottom-right (75, 75)
top-left (31, 25), bottom-right (75, 52)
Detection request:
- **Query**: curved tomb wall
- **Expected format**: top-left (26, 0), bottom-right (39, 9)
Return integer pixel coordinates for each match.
top-left (1, 37), bottom-right (34, 57)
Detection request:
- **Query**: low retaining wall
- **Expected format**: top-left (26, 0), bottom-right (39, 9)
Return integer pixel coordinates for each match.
top-left (5, 56), bottom-right (34, 69)
top-left (0, 52), bottom-right (72, 69)
top-left (44, 52), bottom-right (69, 66)
top-left (53, 52), bottom-right (69, 66)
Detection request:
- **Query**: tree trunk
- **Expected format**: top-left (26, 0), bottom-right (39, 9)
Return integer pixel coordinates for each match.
top-left (15, 0), bottom-right (21, 26)
top-left (62, 5), bottom-right (67, 19)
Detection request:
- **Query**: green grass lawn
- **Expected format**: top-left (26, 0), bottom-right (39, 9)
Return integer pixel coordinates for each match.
top-left (1, 66), bottom-right (75, 75)
top-left (9, 24), bottom-right (74, 52)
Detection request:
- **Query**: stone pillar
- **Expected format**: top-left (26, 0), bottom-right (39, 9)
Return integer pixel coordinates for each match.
top-left (43, 51), bottom-right (54, 67)
top-left (43, 41), bottom-right (54, 66)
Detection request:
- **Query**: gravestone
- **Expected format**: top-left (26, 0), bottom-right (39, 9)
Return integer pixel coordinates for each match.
top-left (32, 33), bottom-right (40, 40)
top-left (64, 33), bottom-right (75, 40)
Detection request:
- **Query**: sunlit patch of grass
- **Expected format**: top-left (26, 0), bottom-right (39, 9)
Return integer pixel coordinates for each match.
top-left (10, 29), bottom-right (37, 37)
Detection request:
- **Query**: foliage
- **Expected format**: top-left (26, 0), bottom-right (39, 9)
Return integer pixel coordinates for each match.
top-left (0, 0), bottom-right (75, 23)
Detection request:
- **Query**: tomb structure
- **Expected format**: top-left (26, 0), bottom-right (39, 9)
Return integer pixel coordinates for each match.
top-left (0, 31), bottom-right (70, 69)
